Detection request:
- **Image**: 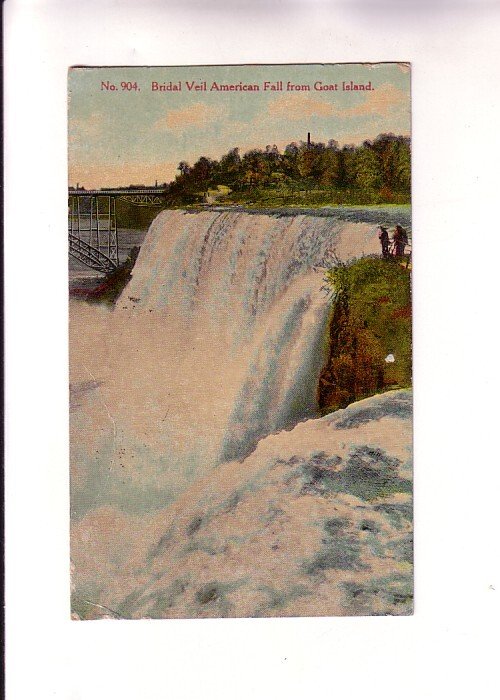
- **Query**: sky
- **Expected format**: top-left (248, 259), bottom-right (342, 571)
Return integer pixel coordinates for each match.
top-left (68, 63), bottom-right (410, 189)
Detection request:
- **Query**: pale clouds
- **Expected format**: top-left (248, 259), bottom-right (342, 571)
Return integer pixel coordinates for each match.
top-left (68, 112), bottom-right (105, 143)
top-left (265, 82), bottom-right (408, 123)
top-left (214, 83), bottom-right (409, 152)
top-left (338, 83), bottom-right (408, 118)
top-left (154, 102), bottom-right (227, 131)
top-left (267, 93), bottom-right (335, 121)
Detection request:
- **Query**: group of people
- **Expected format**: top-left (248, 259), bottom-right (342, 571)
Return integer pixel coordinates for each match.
top-left (378, 224), bottom-right (409, 259)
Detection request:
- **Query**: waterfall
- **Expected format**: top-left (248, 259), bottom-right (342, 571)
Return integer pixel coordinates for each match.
top-left (117, 210), bottom-right (380, 463)
top-left (71, 209), bottom-right (384, 517)
top-left (70, 207), bottom-right (413, 621)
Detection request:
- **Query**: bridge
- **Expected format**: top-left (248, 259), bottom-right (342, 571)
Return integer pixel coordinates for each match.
top-left (68, 187), bottom-right (167, 273)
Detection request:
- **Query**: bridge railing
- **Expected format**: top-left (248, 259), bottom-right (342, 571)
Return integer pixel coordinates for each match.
top-left (68, 187), bottom-right (167, 272)
top-left (68, 193), bottom-right (120, 271)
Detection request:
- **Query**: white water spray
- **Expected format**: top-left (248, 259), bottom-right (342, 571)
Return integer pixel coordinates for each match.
top-left (71, 210), bottom-right (381, 515)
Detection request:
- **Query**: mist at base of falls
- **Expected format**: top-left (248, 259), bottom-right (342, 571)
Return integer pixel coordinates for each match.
top-left (70, 209), bottom-right (387, 516)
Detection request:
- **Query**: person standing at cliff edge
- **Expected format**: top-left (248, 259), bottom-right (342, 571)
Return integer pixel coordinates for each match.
top-left (378, 225), bottom-right (390, 258)
top-left (393, 224), bottom-right (408, 257)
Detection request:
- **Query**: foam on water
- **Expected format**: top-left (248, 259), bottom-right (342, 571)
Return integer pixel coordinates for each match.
top-left (118, 210), bottom-right (381, 459)
top-left (71, 209), bottom-right (385, 516)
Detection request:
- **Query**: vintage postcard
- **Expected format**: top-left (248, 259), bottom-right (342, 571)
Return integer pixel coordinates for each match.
top-left (69, 63), bottom-right (412, 619)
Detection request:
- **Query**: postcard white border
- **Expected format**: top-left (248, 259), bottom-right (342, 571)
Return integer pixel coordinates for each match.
top-left (5, 1), bottom-right (500, 698)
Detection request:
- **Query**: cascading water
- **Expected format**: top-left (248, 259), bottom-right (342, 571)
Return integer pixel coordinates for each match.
top-left (118, 210), bottom-right (380, 461)
top-left (71, 209), bottom-right (384, 516)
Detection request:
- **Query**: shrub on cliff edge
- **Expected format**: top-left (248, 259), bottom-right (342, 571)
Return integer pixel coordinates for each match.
top-left (319, 256), bottom-right (412, 414)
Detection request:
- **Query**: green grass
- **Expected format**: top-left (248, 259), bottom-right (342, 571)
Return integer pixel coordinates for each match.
top-left (169, 186), bottom-right (410, 209)
top-left (224, 187), bottom-right (410, 208)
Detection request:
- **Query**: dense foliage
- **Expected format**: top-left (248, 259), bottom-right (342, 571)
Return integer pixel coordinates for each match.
top-left (319, 256), bottom-right (412, 414)
top-left (115, 199), bottom-right (164, 229)
top-left (165, 134), bottom-right (411, 206)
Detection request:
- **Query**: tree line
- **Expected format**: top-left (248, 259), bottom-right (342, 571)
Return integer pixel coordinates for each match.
top-left (165, 133), bottom-right (411, 205)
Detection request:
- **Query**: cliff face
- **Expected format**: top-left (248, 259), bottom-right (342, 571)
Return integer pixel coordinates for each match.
top-left (71, 389), bottom-right (413, 619)
top-left (318, 257), bottom-right (412, 414)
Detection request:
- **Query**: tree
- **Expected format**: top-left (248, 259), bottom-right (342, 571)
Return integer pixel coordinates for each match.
top-left (354, 146), bottom-right (382, 191)
top-left (165, 133), bottom-right (410, 204)
top-left (392, 139), bottom-right (411, 192)
top-left (190, 156), bottom-right (217, 187)
top-left (320, 146), bottom-right (341, 186)
top-left (339, 145), bottom-right (357, 187)
top-left (297, 141), bottom-right (325, 181)
top-left (219, 147), bottom-right (241, 183)
top-left (241, 149), bottom-right (269, 187)
top-left (177, 161), bottom-right (191, 176)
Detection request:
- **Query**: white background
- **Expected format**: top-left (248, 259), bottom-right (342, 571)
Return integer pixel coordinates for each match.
top-left (4, 1), bottom-right (500, 698)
